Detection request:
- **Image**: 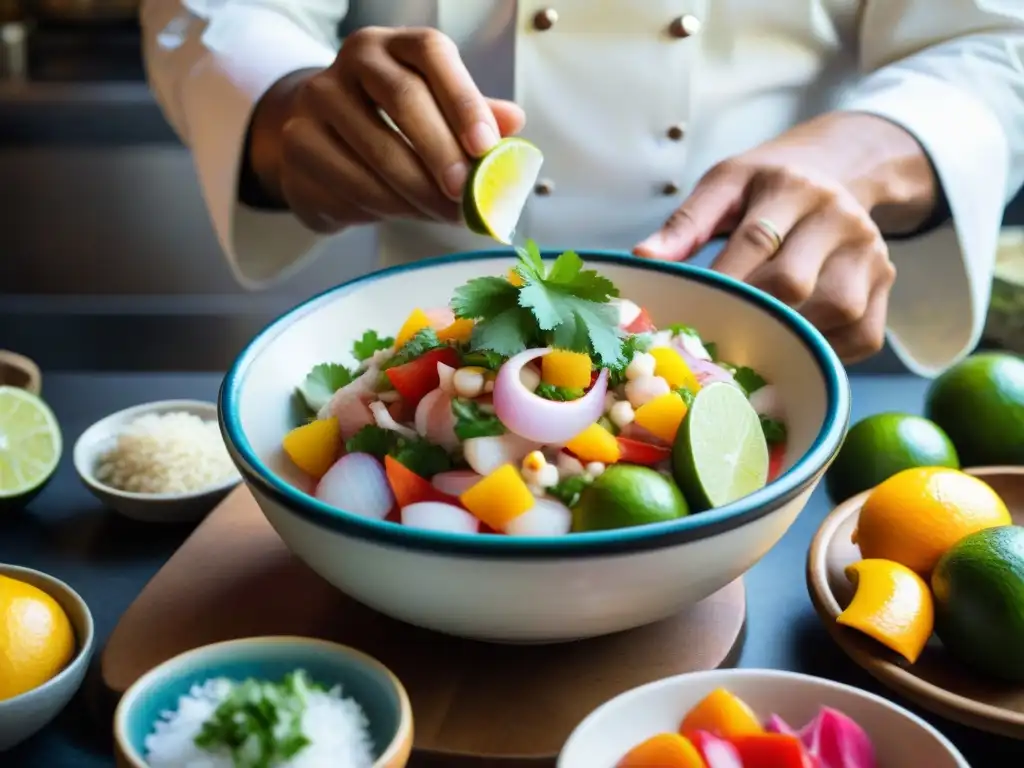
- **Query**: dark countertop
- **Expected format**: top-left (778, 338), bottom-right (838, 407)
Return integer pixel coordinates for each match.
top-left (1, 371), bottom-right (1022, 766)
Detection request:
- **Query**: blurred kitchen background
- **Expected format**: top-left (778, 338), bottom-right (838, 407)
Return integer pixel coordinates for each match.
top-left (1, 4), bottom-right (1022, 372)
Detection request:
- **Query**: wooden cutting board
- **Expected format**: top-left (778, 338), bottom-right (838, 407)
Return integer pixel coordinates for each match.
top-left (99, 487), bottom-right (746, 765)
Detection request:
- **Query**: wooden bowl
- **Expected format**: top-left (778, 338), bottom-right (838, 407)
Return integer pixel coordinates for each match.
top-left (0, 351), bottom-right (40, 395)
top-left (807, 466), bottom-right (1024, 738)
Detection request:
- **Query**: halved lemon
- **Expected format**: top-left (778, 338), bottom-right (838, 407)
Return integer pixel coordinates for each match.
top-left (463, 137), bottom-right (544, 244)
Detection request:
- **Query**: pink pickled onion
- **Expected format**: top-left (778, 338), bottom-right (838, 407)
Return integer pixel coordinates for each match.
top-left (493, 348), bottom-right (608, 444)
top-left (674, 342), bottom-right (736, 386)
top-left (798, 707), bottom-right (877, 768)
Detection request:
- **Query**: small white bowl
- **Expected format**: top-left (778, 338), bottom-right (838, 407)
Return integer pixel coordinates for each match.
top-left (73, 399), bottom-right (240, 523)
top-left (558, 669), bottom-right (970, 768)
top-left (0, 564), bottom-right (95, 751)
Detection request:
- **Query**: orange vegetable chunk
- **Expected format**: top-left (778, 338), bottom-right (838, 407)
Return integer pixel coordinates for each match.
top-left (542, 350), bottom-right (593, 389)
top-left (680, 688), bottom-right (764, 739)
top-left (617, 732), bottom-right (706, 768)
top-left (281, 418), bottom-right (342, 479)
top-left (634, 392), bottom-right (688, 443)
top-left (565, 423), bottom-right (621, 464)
top-left (394, 308), bottom-right (432, 349)
top-left (437, 318), bottom-right (475, 343)
top-left (459, 464), bottom-right (535, 530)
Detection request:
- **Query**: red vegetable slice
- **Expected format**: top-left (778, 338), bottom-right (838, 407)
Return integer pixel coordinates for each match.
top-left (624, 307), bottom-right (657, 334)
top-left (384, 456), bottom-right (462, 509)
top-left (617, 436), bottom-right (671, 465)
top-left (384, 347), bottom-right (461, 408)
top-left (768, 442), bottom-right (786, 482)
top-left (797, 707), bottom-right (877, 768)
top-left (727, 733), bottom-right (815, 768)
top-left (691, 731), bottom-right (743, 768)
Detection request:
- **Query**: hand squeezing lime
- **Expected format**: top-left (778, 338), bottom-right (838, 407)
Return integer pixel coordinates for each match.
top-left (463, 137), bottom-right (544, 244)
top-left (0, 386), bottom-right (62, 510)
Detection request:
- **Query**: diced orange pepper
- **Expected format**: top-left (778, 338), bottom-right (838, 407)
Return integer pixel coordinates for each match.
top-left (565, 423), bottom-right (621, 464)
top-left (617, 733), bottom-right (706, 768)
top-left (460, 464), bottom-right (535, 531)
top-left (394, 308), bottom-right (431, 350)
top-left (650, 347), bottom-right (700, 393)
top-left (634, 392), bottom-right (688, 444)
top-left (437, 318), bottom-right (475, 344)
top-left (680, 688), bottom-right (764, 739)
top-left (507, 267), bottom-right (525, 287)
top-left (541, 350), bottom-right (593, 389)
top-left (282, 418), bottom-right (342, 479)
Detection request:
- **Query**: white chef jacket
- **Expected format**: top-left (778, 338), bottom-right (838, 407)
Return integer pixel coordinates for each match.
top-left (141, 0), bottom-right (1024, 377)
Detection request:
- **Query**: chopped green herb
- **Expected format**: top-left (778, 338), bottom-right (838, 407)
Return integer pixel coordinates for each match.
top-left (345, 425), bottom-right (452, 478)
top-left (667, 323), bottom-right (699, 338)
top-left (733, 366), bottom-right (767, 395)
top-left (676, 387), bottom-right (696, 407)
top-left (352, 330), bottom-right (394, 362)
top-left (460, 349), bottom-right (506, 371)
top-left (451, 398), bottom-right (506, 440)
top-left (760, 416), bottom-right (787, 445)
top-left (535, 382), bottom-right (585, 401)
top-left (381, 328), bottom-right (443, 370)
top-left (608, 334), bottom-right (653, 387)
top-left (295, 363), bottom-right (355, 415)
top-left (598, 415), bottom-right (619, 435)
top-left (194, 670), bottom-right (322, 768)
top-left (704, 341), bottom-right (719, 361)
top-left (548, 474), bottom-right (591, 508)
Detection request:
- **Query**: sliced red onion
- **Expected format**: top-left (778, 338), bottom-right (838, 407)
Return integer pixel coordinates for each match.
top-left (504, 497), bottom-right (572, 536)
top-left (437, 362), bottom-right (456, 395)
top-left (414, 388), bottom-right (459, 451)
top-left (370, 400), bottom-right (418, 440)
top-left (401, 501), bottom-right (480, 534)
top-left (493, 348), bottom-right (608, 444)
top-left (463, 433), bottom-right (540, 476)
top-left (315, 453), bottom-right (393, 520)
top-left (431, 470), bottom-right (483, 496)
top-left (674, 343), bottom-right (736, 387)
top-left (798, 707), bottom-right (877, 768)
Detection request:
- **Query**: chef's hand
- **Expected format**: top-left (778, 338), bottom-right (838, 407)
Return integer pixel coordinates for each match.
top-left (633, 113), bottom-right (937, 364)
top-left (246, 27), bottom-right (525, 232)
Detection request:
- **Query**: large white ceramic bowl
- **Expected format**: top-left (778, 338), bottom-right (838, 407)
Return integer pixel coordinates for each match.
top-left (558, 669), bottom-right (970, 767)
top-left (220, 251), bottom-right (850, 643)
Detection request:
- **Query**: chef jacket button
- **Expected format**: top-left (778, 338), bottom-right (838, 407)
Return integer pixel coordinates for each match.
top-left (533, 9), bottom-right (558, 31)
top-left (535, 178), bottom-right (555, 196)
top-left (661, 181), bottom-right (681, 196)
top-left (666, 123), bottom-right (686, 141)
top-left (668, 14), bottom-right (701, 38)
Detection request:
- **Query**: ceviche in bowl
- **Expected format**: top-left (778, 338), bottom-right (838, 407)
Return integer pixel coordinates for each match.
top-left (220, 245), bottom-right (849, 642)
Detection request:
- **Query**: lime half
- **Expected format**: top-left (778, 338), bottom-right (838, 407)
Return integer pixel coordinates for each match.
top-left (0, 386), bottom-right (62, 507)
top-left (463, 137), bottom-right (544, 243)
top-left (672, 382), bottom-right (769, 511)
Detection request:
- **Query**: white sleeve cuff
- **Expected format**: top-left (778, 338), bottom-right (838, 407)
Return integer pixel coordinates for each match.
top-left (837, 69), bottom-right (1009, 378)
top-left (179, 5), bottom-right (337, 289)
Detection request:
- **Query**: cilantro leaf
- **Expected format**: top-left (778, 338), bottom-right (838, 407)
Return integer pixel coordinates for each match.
top-left (381, 328), bottom-right (443, 370)
top-left (451, 398), bottom-right (506, 440)
top-left (668, 323), bottom-right (699, 338)
top-left (733, 366), bottom-right (767, 395)
top-left (544, 250), bottom-right (618, 303)
top-left (548, 474), bottom-right (591, 508)
top-left (345, 424), bottom-right (396, 457)
top-left (345, 425), bottom-right (452, 478)
top-left (451, 276), bottom-right (520, 320)
top-left (460, 349), bottom-right (506, 370)
top-left (535, 382), bottom-right (585, 401)
top-left (514, 240), bottom-right (546, 282)
top-left (470, 307), bottom-right (540, 357)
top-left (760, 416), bottom-right (787, 445)
top-left (352, 330), bottom-right (394, 362)
top-left (676, 387), bottom-right (696, 407)
top-left (296, 363), bottom-right (355, 414)
top-left (608, 334), bottom-right (653, 387)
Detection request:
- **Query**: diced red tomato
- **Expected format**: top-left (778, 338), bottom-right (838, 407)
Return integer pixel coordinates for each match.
top-left (616, 436), bottom-right (671, 465)
top-left (384, 456), bottom-right (462, 509)
top-left (624, 307), bottom-right (656, 334)
top-left (768, 442), bottom-right (786, 482)
top-left (384, 347), bottom-right (461, 408)
top-left (726, 734), bottom-right (815, 768)
top-left (385, 505), bottom-right (402, 524)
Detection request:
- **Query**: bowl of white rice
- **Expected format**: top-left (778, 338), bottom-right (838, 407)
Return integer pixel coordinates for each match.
top-left (73, 399), bottom-right (241, 523)
top-left (113, 635), bottom-right (413, 768)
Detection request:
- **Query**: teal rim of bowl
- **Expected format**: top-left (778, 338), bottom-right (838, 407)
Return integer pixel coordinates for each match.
top-left (220, 249), bottom-right (851, 558)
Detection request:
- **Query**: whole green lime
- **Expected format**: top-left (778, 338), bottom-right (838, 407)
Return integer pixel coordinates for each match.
top-left (824, 413), bottom-right (959, 504)
top-left (572, 465), bottom-right (688, 532)
top-left (932, 525), bottom-right (1024, 683)
top-left (925, 352), bottom-right (1024, 467)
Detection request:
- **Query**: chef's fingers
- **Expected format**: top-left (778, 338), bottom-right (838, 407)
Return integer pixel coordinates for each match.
top-left (281, 171), bottom-right (377, 233)
top-left (798, 241), bottom-right (894, 333)
top-left (280, 115), bottom-right (430, 226)
top-left (389, 29), bottom-right (508, 159)
top-left (301, 70), bottom-right (458, 221)
top-left (488, 97), bottom-right (527, 137)
top-left (824, 272), bottom-right (896, 364)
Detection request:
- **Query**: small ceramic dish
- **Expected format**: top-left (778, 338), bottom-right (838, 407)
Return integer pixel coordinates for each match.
top-left (114, 635), bottom-right (413, 768)
top-left (0, 564), bottom-right (95, 751)
top-left (558, 668), bottom-right (970, 767)
top-left (73, 399), bottom-right (240, 523)
top-left (808, 466), bottom-right (1024, 738)
top-left (0, 350), bottom-right (41, 395)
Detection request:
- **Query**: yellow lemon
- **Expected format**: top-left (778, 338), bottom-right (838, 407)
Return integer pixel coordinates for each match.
top-left (0, 575), bottom-right (76, 701)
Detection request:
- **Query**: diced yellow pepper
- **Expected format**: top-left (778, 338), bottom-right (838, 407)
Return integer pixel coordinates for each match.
top-left (507, 267), bottom-right (525, 287)
top-left (650, 347), bottom-right (700, 393)
top-left (565, 423), bottom-right (621, 464)
top-left (460, 464), bottom-right (536, 530)
top-left (394, 308), bottom-right (431, 350)
top-left (542, 350), bottom-right (593, 389)
top-left (437, 318), bottom-right (475, 343)
top-left (634, 392), bottom-right (688, 444)
top-left (282, 418), bottom-right (342, 478)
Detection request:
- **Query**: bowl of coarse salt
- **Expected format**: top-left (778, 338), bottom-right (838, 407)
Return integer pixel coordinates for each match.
top-left (73, 400), bottom-right (240, 523)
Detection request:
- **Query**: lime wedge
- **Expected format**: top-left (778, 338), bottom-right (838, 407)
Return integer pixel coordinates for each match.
top-left (0, 386), bottom-right (62, 507)
top-left (463, 137), bottom-right (544, 243)
top-left (672, 381), bottom-right (769, 511)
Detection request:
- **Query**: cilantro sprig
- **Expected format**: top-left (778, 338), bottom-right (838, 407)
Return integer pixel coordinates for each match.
top-left (295, 363), bottom-right (355, 415)
top-left (352, 330), bottom-right (394, 362)
top-left (345, 425), bottom-right (451, 478)
top-left (451, 241), bottom-right (625, 365)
